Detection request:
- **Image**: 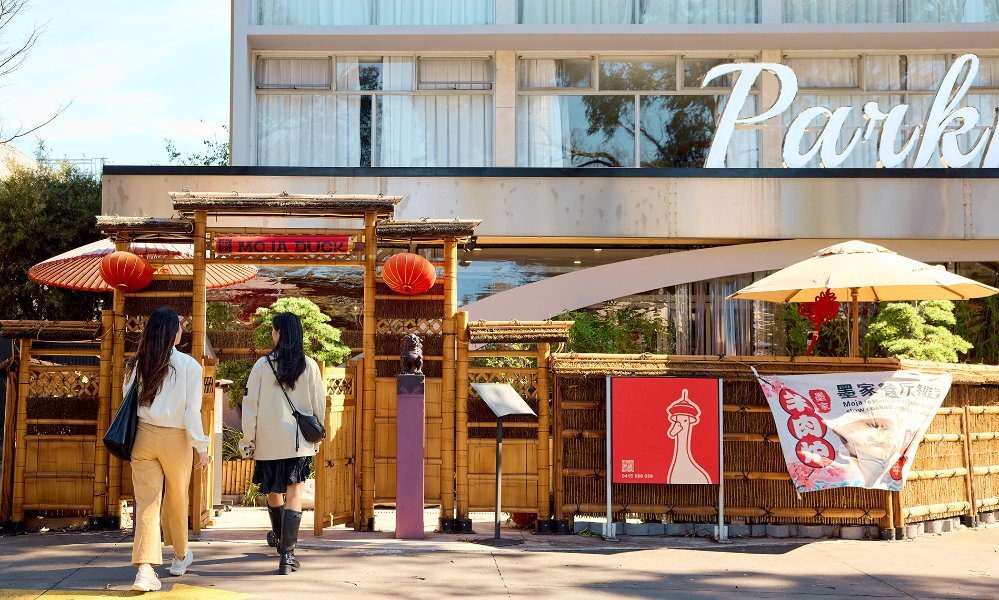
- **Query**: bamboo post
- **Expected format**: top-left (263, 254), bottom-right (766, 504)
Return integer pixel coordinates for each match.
top-left (440, 237), bottom-right (458, 522)
top-left (849, 287), bottom-right (859, 358)
top-left (93, 310), bottom-right (113, 518)
top-left (961, 405), bottom-right (979, 518)
top-left (455, 310), bottom-right (469, 521)
top-left (11, 339), bottom-right (31, 524)
top-left (191, 210), bottom-right (208, 535)
top-left (315, 361), bottom-right (328, 537)
top-left (0, 354), bottom-right (17, 522)
top-left (553, 376), bottom-right (564, 521)
top-left (536, 342), bottom-right (551, 520)
top-left (353, 358), bottom-right (364, 529)
top-left (361, 212), bottom-right (377, 530)
top-left (109, 238), bottom-right (128, 521)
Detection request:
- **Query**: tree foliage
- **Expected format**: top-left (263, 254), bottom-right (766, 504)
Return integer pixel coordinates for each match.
top-left (251, 297), bottom-right (351, 365)
top-left (865, 300), bottom-right (972, 363)
top-left (776, 304), bottom-right (851, 357)
top-left (953, 296), bottom-right (999, 364)
top-left (0, 163), bottom-right (104, 320)
top-left (0, 1), bottom-right (69, 142)
top-left (164, 124), bottom-right (230, 166)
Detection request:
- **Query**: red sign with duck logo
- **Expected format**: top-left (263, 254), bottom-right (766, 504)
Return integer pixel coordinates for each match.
top-left (611, 377), bottom-right (721, 485)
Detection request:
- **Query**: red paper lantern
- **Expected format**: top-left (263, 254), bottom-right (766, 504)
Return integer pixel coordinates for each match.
top-left (99, 251), bottom-right (154, 291)
top-left (382, 253), bottom-right (436, 296)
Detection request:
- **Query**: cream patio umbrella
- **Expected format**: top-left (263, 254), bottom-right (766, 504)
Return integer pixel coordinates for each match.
top-left (728, 240), bottom-right (999, 357)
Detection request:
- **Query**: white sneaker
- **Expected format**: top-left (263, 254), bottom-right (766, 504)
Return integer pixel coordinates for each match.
top-left (168, 549), bottom-right (194, 576)
top-left (131, 566), bottom-right (162, 592)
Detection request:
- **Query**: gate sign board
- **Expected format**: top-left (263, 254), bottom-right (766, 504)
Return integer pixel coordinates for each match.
top-left (755, 370), bottom-right (952, 493)
top-left (214, 235), bottom-right (351, 255)
top-left (611, 377), bottom-right (720, 485)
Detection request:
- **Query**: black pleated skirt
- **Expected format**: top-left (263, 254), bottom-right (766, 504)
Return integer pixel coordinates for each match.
top-left (252, 456), bottom-right (312, 494)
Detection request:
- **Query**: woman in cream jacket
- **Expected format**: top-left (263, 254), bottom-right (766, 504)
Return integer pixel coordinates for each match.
top-left (241, 312), bottom-right (326, 575)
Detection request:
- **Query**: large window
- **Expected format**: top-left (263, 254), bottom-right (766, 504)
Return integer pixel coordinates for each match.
top-left (784, 0), bottom-right (999, 23)
top-left (782, 54), bottom-right (999, 168)
top-left (255, 56), bottom-right (493, 167)
top-left (517, 55), bottom-right (759, 168)
top-left (256, 0), bottom-right (494, 25)
top-left (518, 0), bottom-right (759, 24)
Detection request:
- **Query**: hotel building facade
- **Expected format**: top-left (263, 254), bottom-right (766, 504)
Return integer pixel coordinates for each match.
top-left (103, 0), bottom-right (999, 355)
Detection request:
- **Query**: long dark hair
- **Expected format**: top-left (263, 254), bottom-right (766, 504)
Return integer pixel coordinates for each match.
top-left (126, 307), bottom-right (181, 407)
top-left (270, 312), bottom-right (307, 389)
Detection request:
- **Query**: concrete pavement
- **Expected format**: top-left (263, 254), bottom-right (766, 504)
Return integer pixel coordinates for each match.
top-left (0, 509), bottom-right (996, 599)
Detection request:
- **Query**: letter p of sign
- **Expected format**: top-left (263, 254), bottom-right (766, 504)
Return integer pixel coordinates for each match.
top-left (702, 63), bottom-right (798, 168)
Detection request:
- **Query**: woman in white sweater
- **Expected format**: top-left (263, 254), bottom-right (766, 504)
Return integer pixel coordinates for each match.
top-left (127, 307), bottom-right (210, 592)
top-left (240, 312), bottom-right (326, 575)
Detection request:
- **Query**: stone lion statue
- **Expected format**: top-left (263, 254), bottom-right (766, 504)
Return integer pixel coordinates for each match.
top-left (400, 333), bottom-right (424, 375)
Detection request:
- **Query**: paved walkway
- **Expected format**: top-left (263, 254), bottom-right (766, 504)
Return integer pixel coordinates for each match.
top-left (0, 509), bottom-right (996, 599)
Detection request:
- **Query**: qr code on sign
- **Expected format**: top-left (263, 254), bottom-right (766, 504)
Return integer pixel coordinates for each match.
top-left (621, 460), bottom-right (635, 473)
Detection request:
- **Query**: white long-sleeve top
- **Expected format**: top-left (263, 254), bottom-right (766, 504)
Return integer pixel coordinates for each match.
top-left (124, 347), bottom-right (210, 453)
top-left (240, 355), bottom-right (326, 461)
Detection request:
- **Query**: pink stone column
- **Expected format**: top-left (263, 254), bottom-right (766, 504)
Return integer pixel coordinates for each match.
top-left (396, 375), bottom-right (425, 539)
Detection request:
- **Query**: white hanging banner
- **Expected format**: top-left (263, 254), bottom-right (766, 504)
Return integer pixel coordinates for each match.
top-left (756, 370), bottom-right (952, 493)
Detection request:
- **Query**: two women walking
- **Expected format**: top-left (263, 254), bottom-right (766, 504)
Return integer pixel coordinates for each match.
top-left (125, 308), bottom-right (325, 591)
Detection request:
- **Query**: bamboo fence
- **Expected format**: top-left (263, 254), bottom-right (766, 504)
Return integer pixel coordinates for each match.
top-left (221, 459), bottom-right (255, 496)
top-left (551, 354), bottom-right (999, 528)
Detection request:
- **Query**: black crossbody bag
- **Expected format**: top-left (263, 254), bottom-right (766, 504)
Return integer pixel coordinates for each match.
top-left (267, 356), bottom-right (325, 451)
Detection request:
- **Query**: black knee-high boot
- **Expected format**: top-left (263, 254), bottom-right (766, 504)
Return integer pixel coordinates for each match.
top-left (267, 505), bottom-right (284, 551)
top-left (278, 509), bottom-right (302, 575)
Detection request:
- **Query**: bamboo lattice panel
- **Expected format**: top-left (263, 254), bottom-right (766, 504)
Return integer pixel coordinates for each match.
top-left (374, 379), bottom-right (442, 505)
top-left (319, 368), bottom-right (356, 527)
top-left (468, 439), bottom-right (539, 513)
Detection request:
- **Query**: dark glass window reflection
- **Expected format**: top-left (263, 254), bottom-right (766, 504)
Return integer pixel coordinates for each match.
top-left (639, 95), bottom-right (723, 168)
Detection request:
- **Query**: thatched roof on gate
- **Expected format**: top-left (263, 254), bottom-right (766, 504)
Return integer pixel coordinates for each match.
top-left (170, 192), bottom-right (400, 218)
top-left (0, 320), bottom-right (103, 341)
top-left (376, 219), bottom-right (481, 242)
top-left (97, 216), bottom-right (194, 237)
top-left (466, 320), bottom-right (573, 344)
top-left (547, 354), bottom-right (999, 385)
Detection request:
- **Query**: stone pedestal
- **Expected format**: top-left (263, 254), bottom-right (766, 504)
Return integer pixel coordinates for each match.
top-left (396, 374), bottom-right (425, 540)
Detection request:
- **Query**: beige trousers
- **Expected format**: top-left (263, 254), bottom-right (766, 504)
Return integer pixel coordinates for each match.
top-left (131, 421), bottom-right (193, 566)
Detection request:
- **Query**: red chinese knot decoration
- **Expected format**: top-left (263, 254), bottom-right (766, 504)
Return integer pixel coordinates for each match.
top-left (797, 289), bottom-right (840, 356)
top-left (99, 251), bottom-right (154, 291)
top-left (382, 253), bottom-right (436, 296)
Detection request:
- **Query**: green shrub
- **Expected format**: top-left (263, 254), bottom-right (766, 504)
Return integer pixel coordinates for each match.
top-left (555, 303), bottom-right (669, 354)
top-left (866, 300), bottom-right (972, 363)
top-left (217, 359), bottom-right (254, 410)
top-left (252, 297), bottom-right (351, 365)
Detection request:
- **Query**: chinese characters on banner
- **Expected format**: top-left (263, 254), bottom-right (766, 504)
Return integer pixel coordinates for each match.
top-left (756, 370), bottom-right (952, 493)
top-left (611, 377), bottom-right (720, 485)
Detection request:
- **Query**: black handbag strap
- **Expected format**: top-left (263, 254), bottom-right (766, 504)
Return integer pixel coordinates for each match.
top-left (266, 355), bottom-right (308, 451)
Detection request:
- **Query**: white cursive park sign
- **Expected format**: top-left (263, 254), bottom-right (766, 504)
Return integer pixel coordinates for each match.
top-left (703, 54), bottom-right (999, 169)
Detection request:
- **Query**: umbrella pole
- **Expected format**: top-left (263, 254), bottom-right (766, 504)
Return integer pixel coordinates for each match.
top-left (850, 288), bottom-right (859, 358)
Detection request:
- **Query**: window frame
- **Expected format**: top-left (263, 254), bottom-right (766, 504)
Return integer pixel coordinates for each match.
top-left (515, 53), bottom-right (761, 168)
top-left (252, 51), bottom-right (496, 167)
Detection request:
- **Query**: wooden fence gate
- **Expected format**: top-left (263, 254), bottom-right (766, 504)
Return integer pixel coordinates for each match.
top-left (314, 360), bottom-right (358, 535)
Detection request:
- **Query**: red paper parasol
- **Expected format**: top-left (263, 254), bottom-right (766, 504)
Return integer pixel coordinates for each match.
top-left (29, 239), bottom-right (257, 292)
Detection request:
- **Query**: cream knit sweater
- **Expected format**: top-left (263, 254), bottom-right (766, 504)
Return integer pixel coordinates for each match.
top-left (240, 355), bottom-right (326, 461)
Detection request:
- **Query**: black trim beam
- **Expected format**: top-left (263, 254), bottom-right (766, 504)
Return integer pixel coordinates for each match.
top-left (105, 165), bottom-right (999, 180)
